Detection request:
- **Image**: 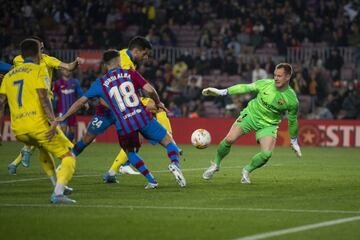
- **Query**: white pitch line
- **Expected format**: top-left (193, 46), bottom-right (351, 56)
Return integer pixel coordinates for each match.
top-left (0, 203), bottom-right (359, 215)
top-left (0, 166), bottom-right (243, 184)
top-left (235, 215), bottom-right (360, 240)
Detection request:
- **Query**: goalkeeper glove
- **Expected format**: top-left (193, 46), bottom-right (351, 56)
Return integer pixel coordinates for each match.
top-left (290, 138), bottom-right (302, 157)
top-left (202, 87), bottom-right (228, 96)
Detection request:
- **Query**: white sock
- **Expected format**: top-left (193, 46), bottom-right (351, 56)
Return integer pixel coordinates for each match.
top-left (50, 176), bottom-right (56, 186)
top-left (108, 170), bottom-right (116, 176)
top-left (54, 184), bottom-right (65, 195)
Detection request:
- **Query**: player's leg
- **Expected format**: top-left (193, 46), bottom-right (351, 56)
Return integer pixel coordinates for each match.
top-left (38, 148), bottom-right (57, 186)
top-left (38, 128), bottom-right (77, 203)
top-left (65, 115), bottom-right (76, 142)
top-left (72, 115), bottom-right (110, 156)
top-left (202, 122), bottom-right (245, 180)
top-left (141, 118), bottom-right (186, 187)
top-left (8, 145), bottom-right (35, 174)
top-left (117, 131), bottom-right (158, 188)
top-left (242, 126), bottom-right (277, 184)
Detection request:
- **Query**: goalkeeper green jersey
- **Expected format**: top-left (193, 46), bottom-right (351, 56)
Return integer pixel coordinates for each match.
top-left (227, 79), bottom-right (299, 138)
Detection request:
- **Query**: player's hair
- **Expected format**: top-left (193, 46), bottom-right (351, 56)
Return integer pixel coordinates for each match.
top-left (275, 63), bottom-right (293, 77)
top-left (103, 49), bottom-right (120, 64)
top-left (29, 35), bottom-right (43, 43)
top-left (128, 36), bottom-right (152, 50)
top-left (20, 38), bottom-right (40, 58)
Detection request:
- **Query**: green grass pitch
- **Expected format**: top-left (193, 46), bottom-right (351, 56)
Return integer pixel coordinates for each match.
top-left (0, 142), bottom-right (360, 240)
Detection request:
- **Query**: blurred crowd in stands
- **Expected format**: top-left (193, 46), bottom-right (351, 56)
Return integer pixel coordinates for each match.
top-left (1, 0), bottom-right (360, 119)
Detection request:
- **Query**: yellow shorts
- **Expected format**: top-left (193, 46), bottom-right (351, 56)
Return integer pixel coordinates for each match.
top-left (16, 127), bottom-right (73, 158)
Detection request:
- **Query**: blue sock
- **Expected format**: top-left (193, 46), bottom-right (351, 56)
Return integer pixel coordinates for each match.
top-left (123, 160), bottom-right (131, 167)
top-left (127, 152), bottom-right (156, 184)
top-left (166, 142), bottom-right (180, 167)
top-left (72, 139), bottom-right (87, 156)
top-left (66, 131), bottom-right (75, 142)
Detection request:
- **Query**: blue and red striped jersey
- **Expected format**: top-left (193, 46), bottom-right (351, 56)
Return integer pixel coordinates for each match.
top-left (84, 68), bottom-right (153, 135)
top-left (53, 78), bottom-right (84, 114)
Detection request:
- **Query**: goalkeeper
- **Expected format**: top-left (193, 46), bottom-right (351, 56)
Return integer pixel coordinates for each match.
top-left (202, 63), bottom-right (302, 184)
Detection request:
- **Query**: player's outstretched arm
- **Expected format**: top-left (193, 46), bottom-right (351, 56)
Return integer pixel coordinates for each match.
top-left (56, 96), bottom-right (89, 123)
top-left (0, 94), bottom-right (7, 145)
top-left (59, 57), bottom-right (85, 71)
top-left (202, 87), bottom-right (228, 96)
top-left (37, 88), bottom-right (57, 140)
top-left (203, 83), bottom-right (258, 97)
top-left (288, 102), bottom-right (301, 157)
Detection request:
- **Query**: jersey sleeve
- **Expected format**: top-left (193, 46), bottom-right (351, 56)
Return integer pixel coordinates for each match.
top-left (0, 61), bottom-right (12, 73)
top-left (129, 70), bottom-right (148, 89)
top-left (34, 66), bottom-right (51, 90)
top-left (75, 80), bottom-right (84, 97)
top-left (0, 75), bottom-right (8, 94)
top-left (287, 100), bottom-right (299, 139)
top-left (42, 54), bottom-right (62, 69)
top-left (227, 82), bottom-right (258, 95)
top-left (84, 79), bottom-right (101, 99)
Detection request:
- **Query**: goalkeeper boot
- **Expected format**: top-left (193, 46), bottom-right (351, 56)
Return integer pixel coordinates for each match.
top-left (145, 182), bottom-right (158, 189)
top-left (63, 186), bottom-right (73, 195)
top-left (50, 193), bottom-right (76, 204)
top-left (8, 163), bottom-right (17, 175)
top-left (202, 163), bottom-right (219, 180)
top-left (102, 172), bottom-right (118, 183)
top-left (168, 163), bottom-right (186, 187)
top-left (21, 147), bottom-right (32, 168)
top-left (119, 165), bottom-right (140, 175)
top-left (241, 168), bottom-right (251, 184)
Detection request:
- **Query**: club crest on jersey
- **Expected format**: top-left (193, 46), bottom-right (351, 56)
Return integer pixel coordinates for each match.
top-left (277, 99), bottom-right (285, 105)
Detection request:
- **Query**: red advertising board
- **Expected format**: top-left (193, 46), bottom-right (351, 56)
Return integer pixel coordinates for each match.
top-left (1, 117), bottom-right (360, 147)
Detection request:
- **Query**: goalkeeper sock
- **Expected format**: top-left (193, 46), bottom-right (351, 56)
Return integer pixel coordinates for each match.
top-left (127, 152), bottom-right (156, 184)
top-left (244, 150), bottom-right (272, 173)
top-left (156, 111), bottom-right (172, 135)
top-left (165, 142), bottom-right (180, 167)
top-left (215, 139), bottom-right (232, 166)
top-left (72, 139), bottom-right (88, 156)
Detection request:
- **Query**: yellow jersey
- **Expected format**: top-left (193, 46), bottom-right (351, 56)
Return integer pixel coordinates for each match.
top-left (0, 61), bottom-right (51, 135)
top-left (13, 53), bottom-right (61, 84)
top-left (119, 49), bottom-right (136, 70)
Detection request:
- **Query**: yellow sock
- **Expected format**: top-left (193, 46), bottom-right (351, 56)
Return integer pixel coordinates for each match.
top-left (38, 149), bottom-right (56, 177)
top-left (57, 156), bottom-right (76, 185)
top-left (12, 153), bottom-right (22, 166)
top-left (156, 111), bottom-right (172, 135)
top-left (110, 150), bottom-right (128, 172)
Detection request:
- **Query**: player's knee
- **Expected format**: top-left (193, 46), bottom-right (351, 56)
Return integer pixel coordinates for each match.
top-left (224, 136), bottom-right (235, 145)
top-left (83, 133), bottom-right (95, 145)
top-left (261, 150), bottom-right (272, 160)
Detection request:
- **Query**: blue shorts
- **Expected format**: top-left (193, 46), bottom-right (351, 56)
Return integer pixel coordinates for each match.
top-left (87, 114), bottom-right (115, 136)
top-left (140, 119), bottom-right (167, 145)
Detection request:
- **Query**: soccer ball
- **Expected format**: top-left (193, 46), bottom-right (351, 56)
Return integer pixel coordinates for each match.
top-left (191, 129), bottom-right (211, 149)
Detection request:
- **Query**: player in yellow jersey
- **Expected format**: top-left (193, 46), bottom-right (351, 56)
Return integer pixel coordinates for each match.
top-left (0, 39), bottom-right (77, 203)
top-left (8, 36), bottom-right (84, 175)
